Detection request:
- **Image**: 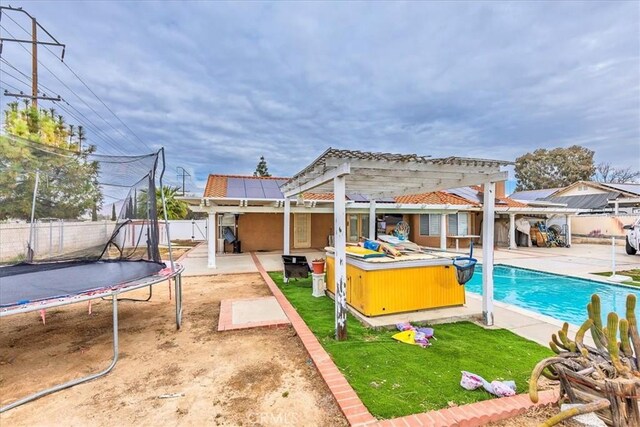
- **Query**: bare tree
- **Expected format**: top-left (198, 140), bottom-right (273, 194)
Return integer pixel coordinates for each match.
top-left (595, 162), bottom-right (640, 183)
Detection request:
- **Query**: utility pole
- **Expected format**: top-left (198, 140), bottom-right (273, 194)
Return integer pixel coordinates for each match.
top-left (31, 14), bottom-right (38, 107)
top-left (0, 6), bottom-right (65, 105)
top-left (176, 167), bottom-right (191, 196)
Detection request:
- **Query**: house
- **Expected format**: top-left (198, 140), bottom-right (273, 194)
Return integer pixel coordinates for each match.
top-left (184, 174), bottom-right (578, 267)
top-left (511, 181), bottom-right (640, 215)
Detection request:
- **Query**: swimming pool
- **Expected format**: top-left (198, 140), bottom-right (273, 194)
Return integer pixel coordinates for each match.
top-left (465, 265), bottom-right (640, 326)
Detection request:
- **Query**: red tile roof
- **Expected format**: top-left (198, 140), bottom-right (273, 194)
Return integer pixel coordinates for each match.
top-left (203, 174), bottom-right (531, 208)
top-left (394, 192), bottom-right (478, 206)
top-left (496, 197), bottom-right (528, 208)
top-left (204, 174), bottom-right (289, 198)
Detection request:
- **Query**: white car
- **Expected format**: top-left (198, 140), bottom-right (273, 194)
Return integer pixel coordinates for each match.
top-left (624, 218), bottom-right (640, 255)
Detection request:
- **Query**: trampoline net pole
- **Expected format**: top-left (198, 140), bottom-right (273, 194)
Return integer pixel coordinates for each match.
top-left (159, 148), bottom-right (175, 272)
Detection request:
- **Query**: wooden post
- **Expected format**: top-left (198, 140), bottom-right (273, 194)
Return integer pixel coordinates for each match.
top-left (440, 214), bottom-right (447, 250)
top-left (482, 182), bottom-right (496, 326)
top-left (334, 175), bottom-right (347, 340)
top-left (207, 211), bottom-right (216, 268)
top-left (284, 199), bottom-right (291, 255)
top-left (566, 214), bottom-right (572, 247)
top-left (509, 213), bottom-right (517, 250)
top-left (368, 200), bottom-right (376, 240)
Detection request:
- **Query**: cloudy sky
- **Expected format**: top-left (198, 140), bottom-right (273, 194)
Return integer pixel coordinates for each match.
top-left (1, 1), bottom-right (638, 191)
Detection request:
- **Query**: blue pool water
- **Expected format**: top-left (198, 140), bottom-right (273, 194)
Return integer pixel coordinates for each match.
top-left (465, 265), bottom-right (640, 326)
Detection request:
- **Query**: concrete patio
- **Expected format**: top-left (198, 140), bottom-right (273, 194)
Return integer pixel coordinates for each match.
top-left (179, 242), bottom-right (639, 346)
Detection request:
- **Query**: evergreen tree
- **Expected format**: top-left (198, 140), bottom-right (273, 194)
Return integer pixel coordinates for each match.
top-left (515, 146), bottom-right (596, 191)
top-left (111, 204), bottom-right (117, 221)
top-left (253, 156), bottom-right (271, 177)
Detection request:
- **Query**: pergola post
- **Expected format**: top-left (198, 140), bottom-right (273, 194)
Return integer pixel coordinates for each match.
top-left (368, 200), bottom-right (376, 240)
top-left (509, 213), bottom-right (517, 250)
top-left (440, 214), bottom-right (447, 250)
top-left (334, 175), bottom-right (347, 340)
top-left (283, 198), bottom-right (291, 255)
top-left (482, 182), bottom-right (496, 326)
top-left (565, 214), bottom-right (572, 248)
top-left (207, 211), bottom-right (216, 268)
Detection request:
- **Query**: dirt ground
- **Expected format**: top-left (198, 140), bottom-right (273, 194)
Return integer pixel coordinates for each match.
top-left (0, 273), bottom-right (347, 427)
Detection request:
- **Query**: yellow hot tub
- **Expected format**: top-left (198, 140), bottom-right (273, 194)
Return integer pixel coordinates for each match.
top-left (326, 251), bottom-right (464, 317)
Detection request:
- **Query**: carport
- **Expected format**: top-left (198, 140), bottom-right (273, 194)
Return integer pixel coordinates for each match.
top-left (280, 148), bottom-right (510, 340)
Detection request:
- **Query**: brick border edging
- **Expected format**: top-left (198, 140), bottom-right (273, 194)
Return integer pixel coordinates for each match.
top-left (250, 252), bottom-right (559, 427)
top-left (218, 297), bottom-right (291, 332)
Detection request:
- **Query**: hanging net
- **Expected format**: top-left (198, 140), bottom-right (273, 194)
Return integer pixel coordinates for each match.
top-left (453, 256), bottom-right (477, 285)
top-left (0, 134), bottom-right (165, 267)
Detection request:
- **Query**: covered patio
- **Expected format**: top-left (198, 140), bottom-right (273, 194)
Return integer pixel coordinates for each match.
top-left (280, 148), bottom-right (510, 339)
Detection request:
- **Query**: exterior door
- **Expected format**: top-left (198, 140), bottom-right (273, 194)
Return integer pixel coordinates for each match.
top-left (293, 213), bottom-right (311, 248)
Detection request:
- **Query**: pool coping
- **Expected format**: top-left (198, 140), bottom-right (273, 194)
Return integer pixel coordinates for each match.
top-left (251, 252), bottom-right (559, 427)
top-left (481, 262), bottom-right (640, 291)
top-left (469, 263), bottom-right (640, 329)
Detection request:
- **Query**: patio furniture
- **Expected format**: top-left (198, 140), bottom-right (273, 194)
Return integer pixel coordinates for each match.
top-left (282, 255), bottom-right (310, 282)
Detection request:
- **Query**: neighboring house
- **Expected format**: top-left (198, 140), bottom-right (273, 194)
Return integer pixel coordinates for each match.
top-left (511, 181), bottom-right (640, 214)
top-left (184, 175), bottom-right (577, 264)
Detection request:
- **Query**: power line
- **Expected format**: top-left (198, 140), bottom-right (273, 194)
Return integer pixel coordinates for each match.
top-left (1, 57), bottom-right (129, 155)
top-left (2, 69), bottom-right (32, 88)
top-left (3, 12), bottom-right (152, 153)
top-left (1, 25), bottom-right (143, 155)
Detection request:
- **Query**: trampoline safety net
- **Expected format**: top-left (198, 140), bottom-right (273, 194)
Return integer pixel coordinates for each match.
top-left (0, 134), bottom-right (165, 267)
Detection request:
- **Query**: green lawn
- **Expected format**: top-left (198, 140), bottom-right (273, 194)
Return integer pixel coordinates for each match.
top-left (270, 272), bottom-right (553, 419)
top-left (593, 269), bottom-right (640, 286)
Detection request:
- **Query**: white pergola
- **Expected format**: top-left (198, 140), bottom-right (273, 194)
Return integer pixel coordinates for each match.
top-left (280, 148), bottom-right (510, 340)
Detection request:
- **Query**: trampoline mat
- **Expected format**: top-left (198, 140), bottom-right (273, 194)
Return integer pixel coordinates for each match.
top-left (0, 260), bottom-right (165, 307)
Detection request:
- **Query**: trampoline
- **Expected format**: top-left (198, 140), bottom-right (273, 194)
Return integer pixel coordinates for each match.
top-left (0, 260), bottom-right (184, 412)
top-left (0, 135), bottom-right (184, 413)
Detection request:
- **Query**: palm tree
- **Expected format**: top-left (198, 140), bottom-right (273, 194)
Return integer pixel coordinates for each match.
top-left (77, 126), bottom-right (86, 152)
top-left (138, 186), bottom-right (188, 220)
top-left (68, 124), bottom-right (76, 147)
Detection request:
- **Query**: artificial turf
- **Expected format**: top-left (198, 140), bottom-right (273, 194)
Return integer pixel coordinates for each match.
top-left (270, 272), bottom-right (553, 419)
top-left (593, 269), bottom-right (640, 286)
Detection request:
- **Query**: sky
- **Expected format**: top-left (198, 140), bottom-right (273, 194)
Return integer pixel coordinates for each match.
top-left (1, 1), bottom-right (638, 192)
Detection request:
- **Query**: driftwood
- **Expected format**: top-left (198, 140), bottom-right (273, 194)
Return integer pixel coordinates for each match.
top-left (530, 294), bottom-right (640, 427)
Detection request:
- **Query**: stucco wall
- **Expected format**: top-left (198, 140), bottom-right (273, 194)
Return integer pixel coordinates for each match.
top-left (406, 212), bottom-right (480, 248)
top-left (572, 214), bottom-right (639, 238)
top-left (236, 212), bottom-right (333, 252)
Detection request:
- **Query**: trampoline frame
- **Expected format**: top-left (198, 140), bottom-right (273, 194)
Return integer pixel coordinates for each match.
top-left (0, 263), bottom-right (184, 413)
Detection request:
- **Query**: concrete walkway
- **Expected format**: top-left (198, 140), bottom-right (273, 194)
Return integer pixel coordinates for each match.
top-left (179, 244), bottom-right (324, 276)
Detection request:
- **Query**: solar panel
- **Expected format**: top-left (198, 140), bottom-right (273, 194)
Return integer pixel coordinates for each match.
top-left (347, 193), bottom-right (368, 202)
top-left (261, 180), bottom-right (283, 199)
top-left (226, 178), bottom-right (246, 198)
top-left (244, 179), bottom-right (262, 188)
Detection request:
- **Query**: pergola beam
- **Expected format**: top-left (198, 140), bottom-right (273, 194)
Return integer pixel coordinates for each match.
top-left (283, 162), bottom-right (350, 198)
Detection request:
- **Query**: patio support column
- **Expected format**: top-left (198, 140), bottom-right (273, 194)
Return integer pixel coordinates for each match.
top-left (565, 214), bottom-right (572, 248)
top-left (482, 182), bottom-right (496, 326)
top-left (440, 213), bottom-right (447, 250)
top-left (368, 200), bottom-right (376, 240)
top-left (283, 199), bottom-right (291, 255)
top-left (334, 175), bottom-right (347, 341)
top-left (509, 213), bottom-right (517, 250)
top-left (207, 211), bottom-right (216, 268)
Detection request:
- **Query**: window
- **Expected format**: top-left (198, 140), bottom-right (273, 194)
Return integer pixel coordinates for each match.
top-left (578, 185), bottom-right (588, 191)
top-left (448, 213), bottom-right (469, 236)
top-left (419, 214), bottom-right (441, 236)
top-left (347, 214), bottom-right (370, 242)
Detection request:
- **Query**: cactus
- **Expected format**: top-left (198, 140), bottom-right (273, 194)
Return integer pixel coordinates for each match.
top-left (588, 296), bottom-right (608, 350)
top-left (626, 295), bottom-right (640, 361)
top-left (620, 319), bottom-right (633, 358)
top-left (574, 319), bottom-right (593, 353)
top-left (606, 313), bottom-right (631, 378)
top-left (558, 329), bottom-right (576, 353)
top-left (530, 293), bottom-right (640, 426)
